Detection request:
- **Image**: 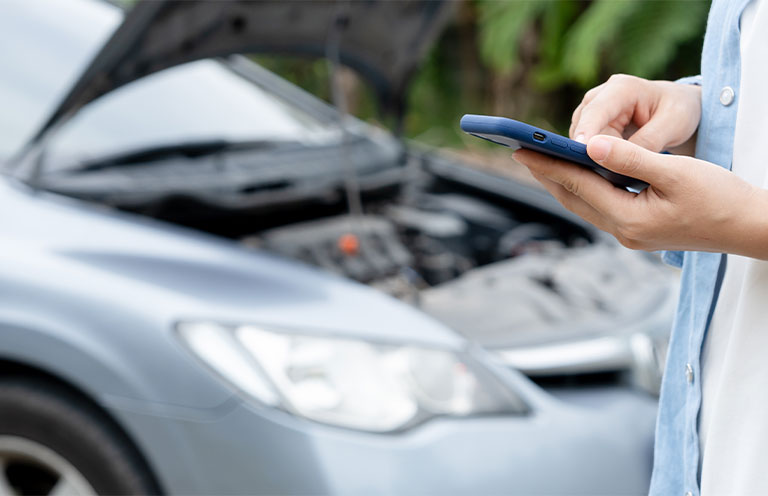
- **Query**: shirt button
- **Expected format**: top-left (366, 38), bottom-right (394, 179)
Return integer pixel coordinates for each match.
top-left (685, 492), bottom-right (693, 496)
top-left (685, 363), bottom-right (694, 384)
top-left (720, 86), bottom-right (735, 106)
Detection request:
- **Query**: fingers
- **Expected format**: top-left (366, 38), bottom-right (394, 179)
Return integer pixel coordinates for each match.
top-left (587, 135), bottom-right (678, 185)
top-left (514, 148), bottom-right (633, 217)
top-left (627, 116), bottom-right (670, 152)
top-left (572, 78), bottom-right (702, 155)
top-left (569, 106), bottom-right (583, 140)
top-left (570, 82), bottom-right (606, 139)
top-left (528, 170), bottom-right (614, 232)
top-left (572, 80), bottom-right (636, 143)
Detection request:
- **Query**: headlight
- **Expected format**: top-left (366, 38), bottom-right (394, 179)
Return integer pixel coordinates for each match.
top-left (177, 322), bottom-right (526, 432)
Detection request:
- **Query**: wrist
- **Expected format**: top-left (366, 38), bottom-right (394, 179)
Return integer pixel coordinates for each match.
top-left (727, 186), bottom-right (768, 260)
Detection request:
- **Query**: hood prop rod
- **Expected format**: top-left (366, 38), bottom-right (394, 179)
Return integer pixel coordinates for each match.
top-left (326, 4), bottom-right (366, 230)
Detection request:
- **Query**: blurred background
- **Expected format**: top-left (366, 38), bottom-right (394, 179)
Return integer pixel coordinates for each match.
top-left (0, 1), bottom-right (708, 495)
top-left (256, 0), bottom-right (709, 147)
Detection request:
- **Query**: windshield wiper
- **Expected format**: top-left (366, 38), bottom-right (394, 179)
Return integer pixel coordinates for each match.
top-left (74, 139), bottom-right (304, 172)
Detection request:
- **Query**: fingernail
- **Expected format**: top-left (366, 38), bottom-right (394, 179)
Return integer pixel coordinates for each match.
top-left (575, 134), bottom-right (586, 143)
top-left (588, 136), bottom-right (612, 162)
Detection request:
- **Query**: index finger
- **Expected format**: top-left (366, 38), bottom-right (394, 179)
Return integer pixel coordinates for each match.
top-left (570, 82), bottom-right (606, 138)
top-left (573, 84), bottom-right (636, 143)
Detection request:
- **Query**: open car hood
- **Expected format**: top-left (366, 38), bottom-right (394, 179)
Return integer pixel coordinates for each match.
top-left (32, 0), bottom-right (454, 144)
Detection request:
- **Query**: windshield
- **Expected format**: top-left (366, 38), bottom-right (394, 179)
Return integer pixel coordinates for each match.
top-left (0, 0), bottom-right (120, 162)
top-left (1, 0), bottom-right (341, 170)
top-left (45, 59), bottom-right (341, 169)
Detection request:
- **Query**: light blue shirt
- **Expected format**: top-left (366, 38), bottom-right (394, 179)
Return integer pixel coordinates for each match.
top-left (651, 0), bottom-right (753, 494)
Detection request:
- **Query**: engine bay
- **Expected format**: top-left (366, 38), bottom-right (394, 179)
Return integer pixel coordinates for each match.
top-left (242, 190), bottom-right (577, 301)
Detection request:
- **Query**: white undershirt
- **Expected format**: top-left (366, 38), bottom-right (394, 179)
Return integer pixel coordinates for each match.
top-left (698, 0), bottom-right (768, 494)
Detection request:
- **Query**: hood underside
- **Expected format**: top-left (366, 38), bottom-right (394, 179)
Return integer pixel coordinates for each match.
top-left (34, 0), bottom-right (455, 144)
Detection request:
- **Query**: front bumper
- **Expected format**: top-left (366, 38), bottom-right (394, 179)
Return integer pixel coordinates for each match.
top-left (497, 271), bottom-right (679, 396)
top-left (106, 385), bottom-right (658, 495)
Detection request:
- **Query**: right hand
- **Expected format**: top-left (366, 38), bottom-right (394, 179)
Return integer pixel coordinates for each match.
top-left (569, 74), bottom-right (702, 153)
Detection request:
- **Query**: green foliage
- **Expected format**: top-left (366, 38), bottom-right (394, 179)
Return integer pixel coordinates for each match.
top-left (478, 0), bottom-right (710, 88)
top-left (559, 0), bottom-right (641, 85)
top-left (405, 42), bottom-right (466, 144)
top-left (256, 0), bottom-right (710, 149)
top-left (434, 0), bottom-right (709, 143)
top-left (534, 1), bottom-right (581, 87)
top-left (478, 1), bottom-right (546, 75)
top-left (613, 0), bottom-right (710, 78)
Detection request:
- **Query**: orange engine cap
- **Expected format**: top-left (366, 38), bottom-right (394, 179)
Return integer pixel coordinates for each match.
top-left (338, 233), bottom-right (360, 256)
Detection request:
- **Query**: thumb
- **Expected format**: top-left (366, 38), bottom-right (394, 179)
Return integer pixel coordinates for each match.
top-left (587, 135), bottom-right (675, 185)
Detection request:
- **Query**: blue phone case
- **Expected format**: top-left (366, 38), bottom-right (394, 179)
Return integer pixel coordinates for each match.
top-left (460, 114), bottom-right (648, 191)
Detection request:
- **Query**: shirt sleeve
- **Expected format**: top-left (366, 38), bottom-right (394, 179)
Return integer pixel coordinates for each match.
top-left (658, 75), bottom-right (701, 268)
top-left (660, 250), bottom-right (684, 268)
top-left (676, 75), bottom-right (702, 86)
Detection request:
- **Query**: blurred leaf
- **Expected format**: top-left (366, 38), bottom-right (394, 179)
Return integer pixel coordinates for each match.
top-left (613, 1), bottom-right (709, 78)
top-left (539, 1), bottom-right (581, 62)
top-left (477, 0), bottom-right (546, 75)
top-left (533, 1), bottom-right (582, 89)
top-left (560, 0), bottom-right (640, 86)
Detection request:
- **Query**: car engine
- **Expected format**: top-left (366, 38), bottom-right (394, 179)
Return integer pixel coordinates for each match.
top-left (242, 191), bottom-right (569, 301)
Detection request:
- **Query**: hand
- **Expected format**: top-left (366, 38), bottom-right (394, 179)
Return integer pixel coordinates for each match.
top-left (570, 74), bottom-right (701, 154)
top-left (513, 135), bottom-right (768, 259)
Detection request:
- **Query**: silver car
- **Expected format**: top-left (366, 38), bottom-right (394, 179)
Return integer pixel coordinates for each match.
top-left (0, 0), bottom-right (672, 494)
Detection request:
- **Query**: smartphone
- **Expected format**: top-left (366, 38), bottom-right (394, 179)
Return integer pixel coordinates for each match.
top-left (460, 114), bottom-right (648, 191)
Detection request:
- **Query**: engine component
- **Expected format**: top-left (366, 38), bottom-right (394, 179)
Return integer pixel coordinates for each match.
top-left (419, 244), bottom-right (674, 348)
top-left (384, 205), bottom-right (466, 238)
top-left (246, 215), bottom-right (413, 283)
top-left (417, 241), bottom-right (678, 394)
top-left (416, 193), bottom-right (516, 232)
top-left (244, 191), bottom-right (577, 293)
top-left (496, 223), bottom-right (560, 257)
